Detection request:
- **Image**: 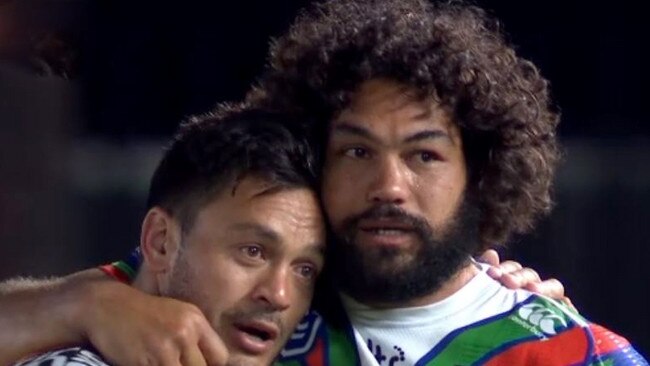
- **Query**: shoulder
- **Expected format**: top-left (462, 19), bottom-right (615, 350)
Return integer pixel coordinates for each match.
top-left (422, 294), bottom-right (592, 365)
top-left (479, 295), bottom-right (648, 365)
top-left (588, 323), bottom-right (649, 365)
top-left (14, 347), bottom-right (109, 366)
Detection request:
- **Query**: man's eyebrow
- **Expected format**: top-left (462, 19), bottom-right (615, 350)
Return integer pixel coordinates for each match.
top-left (228, 222), bottom-right (280, 242)
top-left (333, 122), bottom-right (455, 146)
top-left (403, 130), bottom-right (454, 145)
top-left (331, 122), bottom-right (380, 143)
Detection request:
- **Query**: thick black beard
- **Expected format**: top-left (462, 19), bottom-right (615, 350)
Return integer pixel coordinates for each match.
top-left (329, 198), bottom-right (481, 305)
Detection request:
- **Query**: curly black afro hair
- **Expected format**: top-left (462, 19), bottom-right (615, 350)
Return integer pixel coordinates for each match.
top-left (247, 0), bottom-right (560, 248)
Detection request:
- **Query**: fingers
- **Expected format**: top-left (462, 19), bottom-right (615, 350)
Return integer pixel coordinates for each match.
top-left (153, 313), bottom-right (225, 366)
top-left (497, 267), bottom-right (540, 290)
top-left (561, 296), bottom-right (577, 312)
top-left (478, 249), bottom-right (500, 267)
top-left (180, 345), bottom-right (208, 366)
top-left (483, 257), bottom-right (576, 312)
top-left (197, 320), bottom-right (229, 366)
top-left (485, 259), bottom-right (524, 281)
top-left (526, 278), bottom-right (576, 311)
top-left (525, 277), bottom-right (564, 299)
top-left (498, 260), bottom-right (524, 274)
top-left (175, 304), bottom-right (227, 366)
top-left (150, 309), bottom-right (226, 366)
top-left (89, 287), bottom-right (228, 366)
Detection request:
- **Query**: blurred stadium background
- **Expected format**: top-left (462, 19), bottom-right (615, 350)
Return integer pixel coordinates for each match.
top-left (1, 0), bottom-right (647, 355)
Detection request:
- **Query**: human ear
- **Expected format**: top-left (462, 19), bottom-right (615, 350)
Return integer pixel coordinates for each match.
top-left (139, 207), bottom-right (182, 274)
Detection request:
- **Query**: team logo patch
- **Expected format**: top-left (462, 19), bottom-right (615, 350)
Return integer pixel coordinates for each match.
top-left (516, 302), bottom-right (568, 336)
top-left (280, 310), bottom-right (323, 358)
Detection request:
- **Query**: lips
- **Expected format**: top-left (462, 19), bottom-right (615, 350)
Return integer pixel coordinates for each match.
top-left (358, 218), bottom-right (414, 232)
top-left (356, 218), bottom-right (416, 246)
top-left (231, 320), bottom-right (280, 355)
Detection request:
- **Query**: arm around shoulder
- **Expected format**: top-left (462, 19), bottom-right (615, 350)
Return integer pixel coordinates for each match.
top-left (0, 268), bottom-right (112, 364)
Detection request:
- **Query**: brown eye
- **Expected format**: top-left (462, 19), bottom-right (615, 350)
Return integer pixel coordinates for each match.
top-left (416, 150), bottom-right (439, 163)
top-left (420, 151), bottom-right (434, 162)
top-left (296, 264), bottom-right (317, 280)
top-left (241, 245), bottom-right (264, 259)
top-left (344, 147), bottom-right (370, 159)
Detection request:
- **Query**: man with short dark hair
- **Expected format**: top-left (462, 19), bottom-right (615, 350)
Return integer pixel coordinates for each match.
top-left (11, 108), bottom-right (327, 366)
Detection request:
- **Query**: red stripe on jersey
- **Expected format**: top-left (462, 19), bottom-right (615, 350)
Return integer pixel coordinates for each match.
top-left (484, 327), bottom-right (589, 366)
top-left (306, 338), bottom-right (326, 366)
top-left (590, 323), bottom-right (631, 354)
top-left (99, 264), bottom-right (131, 284)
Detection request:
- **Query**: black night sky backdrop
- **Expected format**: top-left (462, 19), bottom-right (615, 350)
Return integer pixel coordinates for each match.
top-left (1, 0), bottom-right (648, 356)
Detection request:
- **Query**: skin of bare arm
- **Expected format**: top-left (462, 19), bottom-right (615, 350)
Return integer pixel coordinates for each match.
top-left (0, 269), bottom-right (228, 366)
top-left (0, 269), bottom-right (103, 364)
top-left (0, 253), bottom-right (563, 365)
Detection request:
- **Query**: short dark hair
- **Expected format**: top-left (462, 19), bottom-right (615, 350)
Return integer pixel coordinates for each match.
top-left (147, 104), bottom-right (318, 232)
top-left (249, 0), bottom-right (560, 247)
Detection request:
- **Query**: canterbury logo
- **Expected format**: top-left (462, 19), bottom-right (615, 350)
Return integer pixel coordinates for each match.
top-left (517, 303), bottom-right (567, 336)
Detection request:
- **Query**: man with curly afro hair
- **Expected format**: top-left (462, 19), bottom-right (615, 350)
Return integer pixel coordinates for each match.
top-left (0, 0), bottom-right (647, 365)
top-left (247, 0), bottom-right (648, 364)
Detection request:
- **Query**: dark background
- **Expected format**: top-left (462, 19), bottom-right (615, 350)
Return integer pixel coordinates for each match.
top-left (1, 0), bottom-right (648, 356)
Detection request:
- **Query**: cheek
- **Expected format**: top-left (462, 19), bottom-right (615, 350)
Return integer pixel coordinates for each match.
top-left (322, 167), bottom-right (349, 223)
top-left (415, 168), bottom-right (467, 223)
top-left (284, 285), bottom-right (314, 335)
top-left (190, 256), bottom-right (248, 315)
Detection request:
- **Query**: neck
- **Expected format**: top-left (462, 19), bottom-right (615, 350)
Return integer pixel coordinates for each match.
top-left (131, 267), bottom-right (160, 295)
top-left (351, 261), bottom-right (481, 309)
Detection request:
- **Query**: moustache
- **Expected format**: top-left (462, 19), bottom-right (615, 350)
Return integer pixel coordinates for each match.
top-left (340, 204), bottom-right (434, 240)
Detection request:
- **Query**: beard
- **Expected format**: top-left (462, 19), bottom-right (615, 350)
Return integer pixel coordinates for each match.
top-left (329, 197), bottom-right (481, 305)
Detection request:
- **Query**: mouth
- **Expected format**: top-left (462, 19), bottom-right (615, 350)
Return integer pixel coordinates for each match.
top-left (358, 219), bottom-right (415, 234)
top-left (237, 323), bottom-right (277, 342)
top-left (356, 219), bottom-right (416, 246)
top-left (232, 320), bottom-right (279, 354)
top-left (360, 228), bottom-right (412, 235)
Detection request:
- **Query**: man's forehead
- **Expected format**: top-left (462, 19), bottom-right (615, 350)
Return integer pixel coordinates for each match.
top-left (201, 176), bottom-right (322, 226)
top-left (333, 79), bottom-right (454, 128)
top-left (233, 181), bottom-right (323, 228)
top-left (218, 174), bottom-right (310, 201)
top-left (329, 107), bottom-right (458, 144)
top-left (198, 180), bottom-right (325, 249)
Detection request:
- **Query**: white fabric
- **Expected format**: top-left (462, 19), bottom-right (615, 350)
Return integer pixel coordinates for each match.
top-left (14, 347), bottom-right (109, 366)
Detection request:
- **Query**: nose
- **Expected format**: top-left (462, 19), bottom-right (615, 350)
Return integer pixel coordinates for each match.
top-left (253, 267), bottom-right (291, 311)
top-left (366, 156), bottom-right (410, 205)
